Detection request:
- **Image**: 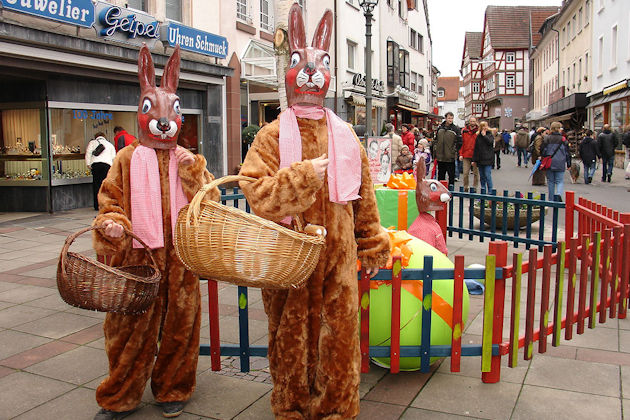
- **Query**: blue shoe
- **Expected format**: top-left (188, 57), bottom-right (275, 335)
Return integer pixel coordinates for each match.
top-left (162, 401), bottom-right (185, 418)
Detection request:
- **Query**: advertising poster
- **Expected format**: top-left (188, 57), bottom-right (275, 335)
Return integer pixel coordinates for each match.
top-left (366, 136), bottom-right (392, 184)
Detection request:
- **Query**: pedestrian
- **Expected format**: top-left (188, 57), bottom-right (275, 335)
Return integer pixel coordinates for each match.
top-left (433, 111), bottom-right (462, 186)
top-left (541, 121), bottom-right (571, 200)
top-left (385, 123), bottom-right (404, 171)
top-left (597, 124), bottom-right (619, 183)
top-left (84, 132), bottom-right (116, 211)
top-left (414, 138), bottom-right (432, 177)
top-left (623, 124), bottom-right (630, 180)
top-left (472, 121), bottom-right (494, 192)
top-left (530, 127), bottom-right (546, 186)
top-left (578, 129), bottom-right (600, 184)
top-left (459, 116), bottom-right (480, 191)
top-left (493, 127), bottom-right (504, 169)
top-left (509, 129), bottom-right (516, 155)
top-left (501, 129), bottom-right (511, 155)
top-left (401, 124), bottom-right (416, 151)
top-left (113, 126), bottom-right (137, 153)
top-left (413, 126), bottom-right (422, 145)
top-left (515, 126), bottom-right (529, 167)
top-left (395, 145), bottom-right (413, 173)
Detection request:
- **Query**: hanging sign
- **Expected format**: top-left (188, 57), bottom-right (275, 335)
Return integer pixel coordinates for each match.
top-left (163, 22), bottom-right (228, 59)
top-left (0, 0), bottom-right (95, 28)
top-left (93, 1), bottom-right (159, 47)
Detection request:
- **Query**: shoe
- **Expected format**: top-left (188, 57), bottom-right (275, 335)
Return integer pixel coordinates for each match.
top-left (94, 408), bottom-right (135, 420)
top-left (607, 174), bottom-right (612, 182)
top-left (525, 164), bottom-right (528, 168)
top-left (454, 178), bottom-right (459, 182)
top-left (588, 177), bottom-right (592, 184)
top-left (162, 401), bottom-right (185, 418)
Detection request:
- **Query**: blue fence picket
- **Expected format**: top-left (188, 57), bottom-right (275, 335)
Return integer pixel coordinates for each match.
top-left (237, 286), bottom-right (250, 372)
top-left (420, 256), bottom-right (434, 372)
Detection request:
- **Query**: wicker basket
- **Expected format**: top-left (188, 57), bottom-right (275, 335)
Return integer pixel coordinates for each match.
top-left (174, 175), bottom-right (326, 289)
top-left (57, 226), bottom-right (161, 314)
top-left (473, 205), bottom-right (544, 230)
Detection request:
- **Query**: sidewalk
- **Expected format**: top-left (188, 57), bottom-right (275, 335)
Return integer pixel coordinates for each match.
top-left (0, 203), bottom-right (629, 419)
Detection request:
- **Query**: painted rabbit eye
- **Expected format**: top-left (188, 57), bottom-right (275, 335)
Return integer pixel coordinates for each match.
top-left (430, 183), bottom-right (438, 192)
top-left (173, 100), bottom-right (181, 115)
top-left (322, 55), bottom-right (330, 70)
top-left (141, 98), bottom-right (152, 114)
top-left (290, 52), bottom-right (300, 68)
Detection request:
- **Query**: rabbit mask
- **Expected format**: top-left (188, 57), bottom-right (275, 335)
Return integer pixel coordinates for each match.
top-left (415, 159), bottom-right (452, 212)
top-left (137, 44), bottom-right (182, 150)
top-left (285, 3), bottom-right (333, 108)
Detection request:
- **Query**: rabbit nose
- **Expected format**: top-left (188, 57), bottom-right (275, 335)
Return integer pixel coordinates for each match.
top-left (157, 118), bottom-right (170, 132)
top-left (440, 192), bottom-right (451, 203)
top-left (304, 62), bottom-right (316, 75)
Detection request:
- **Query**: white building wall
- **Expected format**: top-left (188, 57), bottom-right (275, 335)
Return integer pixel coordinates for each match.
top-left (556, 0), bottom-right (592, 96)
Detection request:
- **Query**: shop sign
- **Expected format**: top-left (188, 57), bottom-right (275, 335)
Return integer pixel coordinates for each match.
top-left (94, 1), bottom-right (159, 47)
top-left (394, 85), bottom-right (418, 101)
top-left (0, 0), bottom-right (95, 28)
top-left (163, 22), bottom-right (228, 59)
top-left (351, 73), bottom-right (385, 93)
top-left (72, 109), bottom-right (113, 121)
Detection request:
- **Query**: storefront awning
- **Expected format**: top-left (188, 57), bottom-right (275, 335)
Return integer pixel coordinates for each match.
top-left (587, 88), bottom-right (630, 108)
top-left (396, 103), bottom-right (427, 114)
top-left (240, 40), bottom-right (277, 88)
top-left (548, 93), bottom-right (588, 115)
top-left (346, 93), bottom-right (386, 108)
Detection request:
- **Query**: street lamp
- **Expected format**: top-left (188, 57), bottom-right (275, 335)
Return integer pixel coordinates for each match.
top-left (359, 0), bottom-right (379, 137)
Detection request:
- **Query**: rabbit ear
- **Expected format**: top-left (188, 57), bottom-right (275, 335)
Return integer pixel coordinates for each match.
top-left (312, 9), bottom-right (333, 51)
top-left (416, 159), bottom-right (426, 182)
top-left (161, 45), bottom-right (180, 93)
top-left (288, 3), bottom-right (306, 51)
top-left (138, 43), bottom-right (156, 92)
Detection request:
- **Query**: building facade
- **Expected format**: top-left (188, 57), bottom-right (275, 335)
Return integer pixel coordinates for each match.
top-left (461, 32), bottom-right (486, 121)
top-left (0, 0), bottom-right (231, 211)
top-left (437, 77), bottom-right (464, 127)
top-left (528, 13), bottom-right (560, 126)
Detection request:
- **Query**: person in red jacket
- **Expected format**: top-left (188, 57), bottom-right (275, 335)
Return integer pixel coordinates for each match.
top-left (459, 117), bottom-right (480, 191)
top-left (113, 126), bottom-right (137, 153)
top-left (401, 124), bottom-right (416, 151)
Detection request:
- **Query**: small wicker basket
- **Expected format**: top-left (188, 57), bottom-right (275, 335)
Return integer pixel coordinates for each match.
top-left (56, 226), bottom-right (161, 314)
top-left (174, 175), bottom-right (326, 289)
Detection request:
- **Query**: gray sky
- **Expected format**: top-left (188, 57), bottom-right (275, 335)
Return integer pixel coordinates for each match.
top-left (427, 0), bottom-right (562, 77)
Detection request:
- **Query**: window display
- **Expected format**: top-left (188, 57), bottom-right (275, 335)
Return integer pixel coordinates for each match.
top-left (610, 99), bottom-right (627, 133)
top-left (0, 108), bottom-right (48, 182)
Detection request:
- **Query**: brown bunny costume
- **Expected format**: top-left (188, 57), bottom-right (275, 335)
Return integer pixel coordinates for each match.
top-left (239, 5), bottom-right (389, 419)
top-left (91, 45), bottom-right (219, 415)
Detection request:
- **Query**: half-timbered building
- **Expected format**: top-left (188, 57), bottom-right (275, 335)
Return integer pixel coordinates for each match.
top-left (460, 32), bottom-right (485, 121)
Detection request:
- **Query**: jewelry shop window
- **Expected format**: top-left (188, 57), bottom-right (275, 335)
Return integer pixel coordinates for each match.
top-left (0, 107), bottom-right (48, 183)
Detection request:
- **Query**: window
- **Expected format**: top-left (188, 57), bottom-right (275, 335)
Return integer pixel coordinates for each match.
top-left (260, 0), bottom-right (274, 32)
top-left (598, 0), bottom-right (604, 12)
top-left (411, 72), bottom-right (417, 92)
top-left (567, 67), bottom-right (570, 90)
top-left (579, 58), bottom-right (582, 84)
top-left (399, 49), bottom-right (410, 89)
top-left (572, 15), bottom-right (576, 37)
top-left (347, 40), bottom-right (356, 70)
top-left (474, 103), bottom-right (483, 114)
top-left (237, 0), bottom-right (248, 21)
top-left (585, 53), bottom-right (589, 76)
top-left (562, 28), bottom-right (566, 47)
top-left (127, 0), bottom-right (146, 11)
top-left (578, 8), bottom-right (583, 30)
top-left (418, 74), bottom-right (424, 95)
top-left (418, 34), bottom-right (424, 53)
top-left (398, 0), bottom-right (404, 18)
top-left (166, 0), bottom-right (181, 21)
top-left (567, 22), bottom-right (571, 42)
top-left (573, 62), bottom-right (576, 86)
top-left (437, 88), bottom-right (445, 98)
top-left (598, 36), bottom-right (603, 74)
top-left (387, 40), bottom-right (400, 87)
top-left (612, 25), bottom-right (618, 68)
top-left (410, 29), bottom-right (417, 49)
top-left (506, 74), bottom-right (515, 88)
top-left (506, 52), bottom-right (515, 63)
top-left (472, 82), bottom-right (480, 93)
top-left (585, 0), bottom-right (591, 24)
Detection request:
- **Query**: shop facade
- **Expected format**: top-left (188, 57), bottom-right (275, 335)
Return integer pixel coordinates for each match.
top-left (0, 3), bottom-right (231, 212)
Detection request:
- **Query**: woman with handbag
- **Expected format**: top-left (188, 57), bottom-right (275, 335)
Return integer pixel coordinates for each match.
top-left (85, 132), bottom-right (116, 210)
top-left (530, 127), bottom-right (547, 186)
top-left (541, 122), bottom-right (571, 201)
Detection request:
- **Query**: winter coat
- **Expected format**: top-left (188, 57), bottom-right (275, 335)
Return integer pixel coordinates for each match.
top-left (434, 122), bottom-right (462, 162)
top-left (502, 131), bottom-right (511, 146)
top-left (515, 129), bottom-right (529, 149)
top-left (623, 131), bottom-right (630, 147)
top-left (531, 134), bottom-right (544, 163)
top-left (493, 133), bottom-right (504, 152)
top-left (542, 132), bottom-right (571, 171)
top-left (578, 136), bottom-right (600, 165)
top-left (396, 150), bottom-right (413, 170)
top-left (472, 132), bottom-right (495, 166)
top-left (460, 124), bottom-right (478, 158)
top-left (401, 131), bottom-right (416, 151)
top-left (597, 130), bottom-right (619, 158)
top-left (113, 130), bottom-right (137, 153)
top-left (389, 133), bottom-right (404, 170)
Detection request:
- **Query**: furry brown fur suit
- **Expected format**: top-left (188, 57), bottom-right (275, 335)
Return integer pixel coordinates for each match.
top-left (239, 117), bottom-right (390, 419)
top-left (91, 142), bottom-right (218, 412)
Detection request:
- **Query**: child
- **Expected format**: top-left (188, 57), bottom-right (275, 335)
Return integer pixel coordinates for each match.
top-left (395, 145), bottom-right (413, 173)
top-left (413, 139), bottom-right (432, 177)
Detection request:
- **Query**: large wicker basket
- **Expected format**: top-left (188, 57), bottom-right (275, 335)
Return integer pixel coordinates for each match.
top-left (57, 226), bottom-right (161, 314)
top-left (473, 205), bottom-right (544, 230)
top-left (174, 175), bottom-right (326, 289)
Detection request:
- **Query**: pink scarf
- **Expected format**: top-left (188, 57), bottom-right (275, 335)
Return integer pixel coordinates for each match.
top-left (279, 105), bottom-right (361, 206)
top-left (130, 145), bottom-right (188, 249)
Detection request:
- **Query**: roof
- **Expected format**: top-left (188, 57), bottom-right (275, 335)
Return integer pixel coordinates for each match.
top-left (437, 77), bottom-right (462, 102)
top-left (464, 32), bottom-right (482, 60)
top-left (483, 6), bottom-right (560, 50)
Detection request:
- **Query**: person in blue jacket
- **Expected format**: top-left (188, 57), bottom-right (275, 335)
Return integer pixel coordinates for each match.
top-left (541, 121), bottom-right (571, 200)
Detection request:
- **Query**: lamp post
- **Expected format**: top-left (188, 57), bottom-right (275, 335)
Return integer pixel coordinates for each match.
top-left (359, 0), bottom-right (379, 138)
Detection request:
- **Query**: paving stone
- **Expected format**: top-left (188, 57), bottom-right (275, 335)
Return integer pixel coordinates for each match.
top-left (0, 365), bottom-right (16, 379)
top-left (364, 366), bottom-right (437, 406)
top-left (0, 304), bottom-right (57, 328)
top-left (17, 276), bottom-right (57, 288)
top-left (561, 325), bottom-right (620, 351)
top-left (577, 347), bottom-right (630, 366)
top-left (232, 391), bottom-right (275, 420)
top-left (24, 292), bottom-right (69, 311)
top-left (0, 330), bottom-right (51, 359)
top-left (60, 323), bottom-right (104, 345)
top-left (86, 337), bottom-right (105, 350)
top-left (19, 264), bottom-right (58, 279)
top-left (357, 400), bottom-right (406, 420)
top-left (512, 385), bottom-right (621, 420)
top-left (400, 407), bottom-right (472, 419)
top-left (84, 373), bottom-right (107, 390)
top-left (0, 280), bottom-right (20, 292)
top-left (410, 373), bottom-right (521, 419)
top-left (0, 259), bottom-right (36, 272)
top-left (185, 371), bottom-right (271, 419)
top-left (26, 345), bottom-right (108, 385)
top-left (13, 387), bottom-right (100, 420)
top-left (622, 366), bottom-right (630, 399)
top-left (437, 352), bottom-right (530, 384)
top-left (126, 403), bottom-right (207, 419)
top-left (0, 340), bottom-right (78, 369)
top-left (13, 311), bottom-right (101, 339)
top-left (0, 284), bottom-right (56, 304)
top-left (359, 364), bottom-right (388, 398)
top-left (620, 330), bottom-right (630, 353)
top-left (525, 355), bottom-right (620, 397)
top-left (0, 371), bottom-right (75, 418)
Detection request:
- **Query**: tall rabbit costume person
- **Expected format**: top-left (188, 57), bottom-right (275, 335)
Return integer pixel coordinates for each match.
top-left (91, 45), bottom-right (219, 420)
top-left (239, 4), bottom-right (390, 419)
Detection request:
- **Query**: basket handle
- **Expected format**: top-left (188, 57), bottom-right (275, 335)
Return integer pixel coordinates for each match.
top-left (61, 225), bottom-right (160, 274)
top-left (186, 174), bottom-right (305, 232)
